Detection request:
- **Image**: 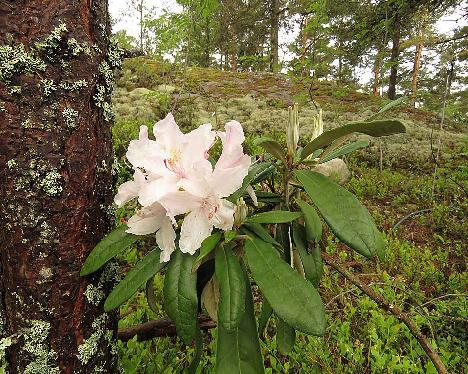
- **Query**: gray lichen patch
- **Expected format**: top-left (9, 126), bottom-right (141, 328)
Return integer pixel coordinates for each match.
top-left (39, 221), bottom-right (57, 244)
top-left (84, 284), bottom-right (105, 306)
top-left (22, 320), bottom-right (60, 374)
top-left (35, 22), bottom-right (68, 60)
top-left (6, 159), bottom-right (17, 170)
top-left (77, 314), bottom-right (113, 365)
top-left (59, 79), bottom-right (88, 91)
top-left (62, 107), bottom-right (79, 128)
top-left (40, 79), bottom-right (57, 97)
top-left (40, 170), bottom-right (63, 197)
top-left (0, 44), bottom-right (46, 85)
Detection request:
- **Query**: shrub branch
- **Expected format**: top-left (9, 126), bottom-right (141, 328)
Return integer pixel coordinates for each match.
top-left (321, 252), bottom-right (448, 374)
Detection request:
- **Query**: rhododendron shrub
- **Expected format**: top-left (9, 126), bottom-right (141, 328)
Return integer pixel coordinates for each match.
top-left (81, 109), bottom-right (405, 373)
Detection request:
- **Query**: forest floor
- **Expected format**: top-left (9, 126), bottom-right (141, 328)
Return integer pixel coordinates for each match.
top-left (112, 57), bottom-right (467, 374)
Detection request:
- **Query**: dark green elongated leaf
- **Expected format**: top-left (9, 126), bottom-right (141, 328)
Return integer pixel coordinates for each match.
top-left (243, 223), bottom-right (280, 248)
top-left (229, 162), bottom-right (272, 202)
top-left (104, 249), bottom-right (165, 312)
top-left (277, 318), bottom-right (296, 355)
top-left (216, 266), bottom-right (265, 374)
top-left (215, 245), bottom-right (246, 331)
top-left (292, 223), bottom-right (323, 287)
top-left (164, 250), bottom-right (198, 345)
top-left (188, 329), bottom-right (203, 374)
top-left (258, 299), bottom-right (272, 336)
top-left (295, 170), bottom-right (385, 259)
top-left (192, 232), bottom-right (222, 271)
top-left (319, 139), bottom-right (370, 163)
top-left (80, 225), bottom-right (138, 276)
top-left (145, 276), bottom-right (158, 313)
top-left (300, 119), bottom-right (406, 160)
top-left (245, 191), bottom-right (281, 204)
top-left (370, 96), bottom-right (407, 119)
top-left (245, 237), bottom-right (326, 336)
top-left (296, 199), bottom-right (322, 242)
top-left (255, 137), bottom-right (287, 164)
top-left (246, 211), bottom-right (301, 224)
top-left (251, 165), bottom-right (276, 185)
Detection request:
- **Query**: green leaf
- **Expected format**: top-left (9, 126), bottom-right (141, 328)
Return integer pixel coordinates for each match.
top-left (245, 191), bottom-right (281, 204)
top-left (80, 225), bottom-right (138, 276)
top-left (292, 223), bottom-right (323, 287)
top-left (246, 211), bottom-right (301, 224)
top-left (277, 318), bottom-right (296, 355)
top-left (145, 276), bottom-right (158, 313)
top-left (319, 139), bottom-right (370, 163)
top-left (250, 164), bottom-right (276, 185)
top-left (295, 170), bottom-right (385, 259)
top-left (164, 250), bottom-right (198, 345)
top-left (296, 199), bottom-right (322, 242)
top-left (192, 232), bottom-right (222, 271)
top-left (188, 329), bottom-right (203, 374)
top-left (224, 230), bottom-right (237, 244)
top-left (245, 237), bottom-right (326, 336)
top-left (215, 245), bottom-right (246, 331)
top-left (104, 249), bottom-right (166, 312)
top-left (104, 249), bottom-right (165, 312)
top-left (301, 119), bottom-right (406, 160)
top-left (228, 162), bottom-right (272, 202)
top-left (201, 276), bottom-right (220, 322)
top-left (216, 266), bottom-right (265, 374)
top-left (243, 223), bottom-right (281, 248)
top-left (258, 299), bottom-right (272, 336)
top-left (255, 137), bottom-right (287, 164)
top-left (370, 96), bottom-right (407, 119)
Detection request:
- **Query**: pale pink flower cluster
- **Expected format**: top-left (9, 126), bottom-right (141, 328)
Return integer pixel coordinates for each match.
top-left (114, 113), bottom-right (251, 262)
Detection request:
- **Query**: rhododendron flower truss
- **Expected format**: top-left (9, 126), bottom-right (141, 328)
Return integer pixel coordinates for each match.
top-left (113, 114), bottom-right (250, 262)
top-left (81, 110), bottom-right (405, 374)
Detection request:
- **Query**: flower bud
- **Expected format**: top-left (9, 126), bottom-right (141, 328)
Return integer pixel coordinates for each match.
top-left (286, 103), bottom-right (299, 156)
top-left (234, 198), bottom-right (247, 228)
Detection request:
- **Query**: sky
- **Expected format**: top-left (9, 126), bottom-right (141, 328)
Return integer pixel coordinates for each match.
top-left (109, 0), bottom-right (467, 86)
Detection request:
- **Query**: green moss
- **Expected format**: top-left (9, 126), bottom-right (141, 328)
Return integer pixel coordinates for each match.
top-left (23, 320), bottom-right (59, 374)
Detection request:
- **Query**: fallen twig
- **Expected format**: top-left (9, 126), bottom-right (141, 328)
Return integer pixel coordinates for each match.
top-left (321, 252), bottom-right (448, 374)
top-left (117, 315), bottom-right (216, 342)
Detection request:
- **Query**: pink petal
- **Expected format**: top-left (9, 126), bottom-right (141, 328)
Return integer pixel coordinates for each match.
top-left (114, 169), bottom-right (146, 207)
top-left (211, 199), bottom-right (235, 231)
top-left (126, 203), bottom-right (166, 235)
top-left (157, 217), bottom-right (176, 262)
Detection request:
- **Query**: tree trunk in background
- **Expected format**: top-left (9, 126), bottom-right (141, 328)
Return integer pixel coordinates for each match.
top-left (300, 15), bottom-right (309, 76)
top-left (0, 1), bottom-right (119, 373)
top-left (270, 0), bottom-right (280, 72)
top-left (388, 11), bottom-right (400, 100)
top-left (411, 42), bottom-right (424, 106)
top-left (373, 50), bottom-right (381, 96)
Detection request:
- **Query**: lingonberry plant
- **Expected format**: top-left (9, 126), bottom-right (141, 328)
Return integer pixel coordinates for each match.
top-left (81, 107), bottom-right (405, 373)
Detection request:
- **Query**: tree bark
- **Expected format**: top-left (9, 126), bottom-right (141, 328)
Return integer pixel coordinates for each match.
top-left (411, 42), bottom-right (424, 107)
top-left (388, 11), bottom-right (400, 100)
top-left (0, 1), bottom-right (119, 373)
top-left (373, 50), bottom-right (381, 96)
top-left (270, 0), bottom-right (280, 72)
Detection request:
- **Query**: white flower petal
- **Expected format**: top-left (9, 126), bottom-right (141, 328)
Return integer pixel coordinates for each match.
top-left (126, 204), bottom-right (166, 235)
top-left (212, 199), bottom-right (235, 231)
top-left (179, 209), bottom-right (213, 255)
top-left (138, 175), bottom-right (180, 207)
top-left (156, 217), bottom-right (176, 262)
top-left (246, 185), bottom-right (258, 206)
top-left (153, 113), bottom-right (184, 150)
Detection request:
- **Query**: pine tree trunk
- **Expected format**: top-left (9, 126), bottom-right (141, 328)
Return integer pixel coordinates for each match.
top-left (0, 1), bottom-right (119, 373)
top-left (388, 11), bottom-right (400, 100)
top-left (373, 50), bottom-right (381, 96)
top-left (270, 0), bottom-right (280, 72)
top-left (411, 42), bottom-right (424, 107)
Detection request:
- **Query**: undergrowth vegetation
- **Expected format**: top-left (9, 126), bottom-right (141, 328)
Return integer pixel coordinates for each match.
top-left (112, 59), bottom-right (467, 373)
